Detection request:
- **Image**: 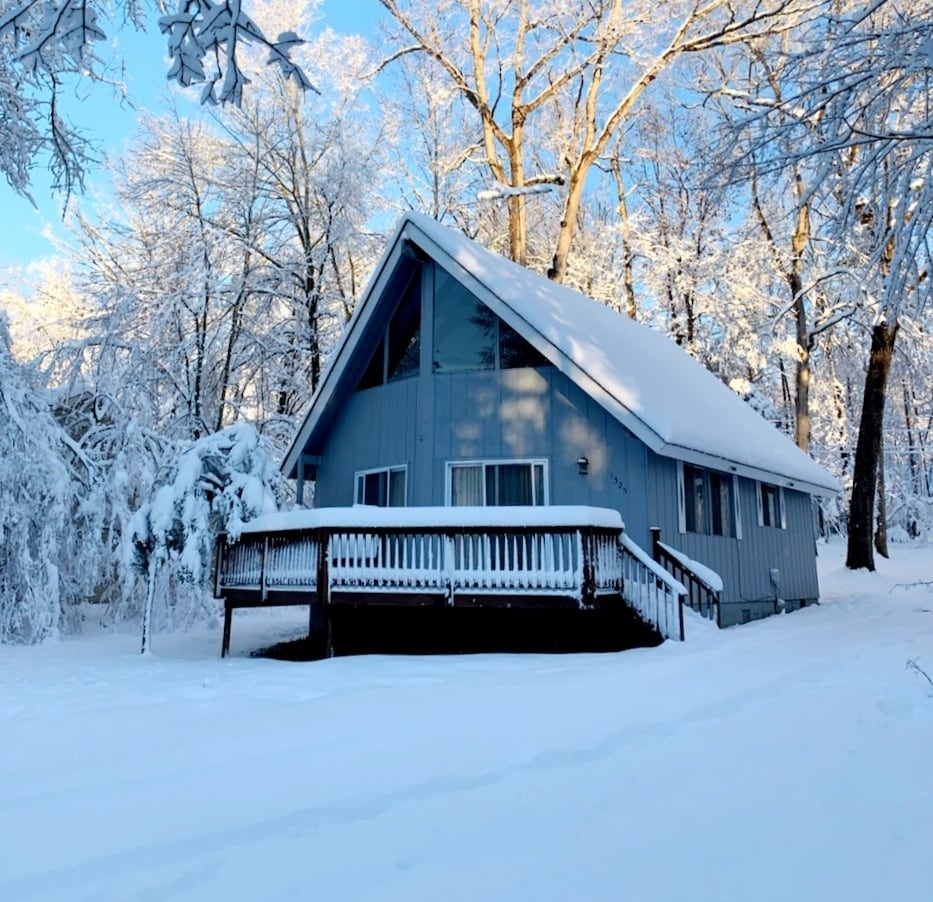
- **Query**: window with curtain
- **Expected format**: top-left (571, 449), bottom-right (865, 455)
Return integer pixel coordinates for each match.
top-left (448, 460), bottom-right (546, 506)
top-left (682, 465), bottom-right (737, 537)
top-left (758, 482), bottom-right (784, 528)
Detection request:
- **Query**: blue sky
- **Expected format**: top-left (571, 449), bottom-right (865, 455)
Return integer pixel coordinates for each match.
top-left (0, 1), bottom-right (383, 275)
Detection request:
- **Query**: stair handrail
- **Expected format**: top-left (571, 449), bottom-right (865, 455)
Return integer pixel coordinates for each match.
top-left (619, 533), bottom-right (686, 641)
top-left (650, 528), bottom-right (722, 627)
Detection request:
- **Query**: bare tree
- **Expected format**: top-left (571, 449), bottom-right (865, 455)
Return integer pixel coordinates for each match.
top-left (733, 1), bottom-right (933, 568)
top-left (377, 0), bottom-right (822, 283)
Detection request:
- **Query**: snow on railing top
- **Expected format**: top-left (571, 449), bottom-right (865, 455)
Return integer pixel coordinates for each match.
top-left (657, 540), bottom-right (723, 593)
top-left (239, 505), bottom-right (625, 535)
top-left (619, 533), bottom-right (687, 597)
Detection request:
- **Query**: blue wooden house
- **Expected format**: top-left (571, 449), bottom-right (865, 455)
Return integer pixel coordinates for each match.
top-left (215, 214), bottom-right (839, 654)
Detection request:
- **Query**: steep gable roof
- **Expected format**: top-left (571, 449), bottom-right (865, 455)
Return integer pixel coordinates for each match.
top-left (283, 213), bottom-right (839, 496)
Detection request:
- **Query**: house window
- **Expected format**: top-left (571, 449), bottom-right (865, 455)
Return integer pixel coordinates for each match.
top-left (680, 464), bottom-right (737, 537)
top-left (354, 466), bottom-right (407, 507)
top-left (758, 482), bottom-right (785, 529)
top-left (357, 273), bottom-right (421, 390)
top-left (447, 460), bottom-right (547, 506)
top-left (683, 464), bottom-right (706, 534)
top-left (433, 268), bottom-right (550, 373)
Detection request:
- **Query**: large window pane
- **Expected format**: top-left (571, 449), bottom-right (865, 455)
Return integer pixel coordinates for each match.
top-left (449, 460), bottom-right (546, 507)
top-left (388, 469), bottom-right (407, 507)
top-left (433, 270), bottom-right (496, 372)
top-left (710, 472), bottom-right (734, 537)
top-left (760, 483), bottom-right (781, 527)
top-left (496, 463), bottom-right (533, 505)
top-left (684, 465), bottom-right (706, 534)
top-left (355, 467), bottom-right (407, 507)
top-left (387, 274), bottom-right (421, 381)
top-left (451, 465), bottom-right (484, 505)
top-left (357, 337), bottom-right (385, 391)
top-left (499, 319), bottom-right (550, 369)
top-left (362, 471), bottom-right (386, 506)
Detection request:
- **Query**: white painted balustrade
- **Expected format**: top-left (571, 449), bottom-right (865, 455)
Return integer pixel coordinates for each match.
top-left (215, 507), bottom-right (685, 641)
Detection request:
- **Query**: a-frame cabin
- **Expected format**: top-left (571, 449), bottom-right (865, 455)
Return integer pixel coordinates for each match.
top-left (215, 213), bottom-right (839, 655)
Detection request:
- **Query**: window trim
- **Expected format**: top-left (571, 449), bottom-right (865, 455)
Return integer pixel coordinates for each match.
top-left (677, 461), bottom-right (740, 538)
top-left (444, 458), bottom-right (549, 507)
top-left (353, 465), bottom-right (408, 507)
top-left (756, 481), bottom-right (786, 529)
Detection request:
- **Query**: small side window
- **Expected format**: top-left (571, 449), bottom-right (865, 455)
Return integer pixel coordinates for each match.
top-left (758, 482), bottom-right (785, 529)
top-left (354, 466), bottom-right (407, 507)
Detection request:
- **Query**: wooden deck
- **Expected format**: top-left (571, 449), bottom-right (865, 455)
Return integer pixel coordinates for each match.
top-left (214, 507), bottom-right (687, 656)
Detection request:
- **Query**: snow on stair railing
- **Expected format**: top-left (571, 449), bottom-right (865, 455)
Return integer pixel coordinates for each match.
top-left (650, 529), bottom-right (722, 628)
top-left (619, 533), bottom-right (686, 641)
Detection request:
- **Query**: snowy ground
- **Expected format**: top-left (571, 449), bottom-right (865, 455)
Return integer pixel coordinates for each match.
top-left (1, 541), bottom-right (932, 902)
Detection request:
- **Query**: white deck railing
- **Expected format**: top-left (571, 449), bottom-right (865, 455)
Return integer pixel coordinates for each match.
top-left (216, 507), bottom-right (684, 642)
top-left (619, 534), bottom-right (686, 641)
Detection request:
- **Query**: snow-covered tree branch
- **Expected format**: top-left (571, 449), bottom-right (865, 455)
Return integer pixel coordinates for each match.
top-left (0, 0), bottom-right (312, 197)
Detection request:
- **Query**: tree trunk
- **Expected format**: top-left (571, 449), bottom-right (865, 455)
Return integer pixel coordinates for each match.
top-left (846, 320), bottom-right (898, 570)
top-left (790, 266), bottom-right (811, 453)
top-left (874, 444), bottom-right (889, 558)
top-left (141, 551), bottom-right (159, 655)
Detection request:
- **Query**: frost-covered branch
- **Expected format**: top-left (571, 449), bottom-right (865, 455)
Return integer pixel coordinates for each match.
top-left (158, 0), bottom-right (316, 106)
top-left (0, 0), bottom-right (312, 197)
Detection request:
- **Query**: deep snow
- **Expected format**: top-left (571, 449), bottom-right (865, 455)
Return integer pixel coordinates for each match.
top-left (1, 540), bottom-right (931, 901)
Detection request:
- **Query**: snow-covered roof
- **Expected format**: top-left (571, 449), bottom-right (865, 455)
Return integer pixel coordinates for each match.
top-left (284, 213), bottom-right (839, 496)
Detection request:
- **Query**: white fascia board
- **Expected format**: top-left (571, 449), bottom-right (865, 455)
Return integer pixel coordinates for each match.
top-left (654, 443), bottom-right (841, 498)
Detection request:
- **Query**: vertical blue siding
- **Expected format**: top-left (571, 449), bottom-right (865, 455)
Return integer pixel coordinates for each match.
top-left (308, 258), bottom-right (823, 624)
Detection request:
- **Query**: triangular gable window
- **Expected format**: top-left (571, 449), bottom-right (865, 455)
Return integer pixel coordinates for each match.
top-left (433, 267), bottom-right (550, 373)
top-left (357, 271), bottom-right (421, 391)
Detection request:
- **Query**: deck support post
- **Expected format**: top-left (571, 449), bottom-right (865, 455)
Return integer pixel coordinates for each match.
top-left (316, 530), bottom-right (334, 657)
top-left (325, 614), bottom-right (335, 658)
top-left (221, 601), bottom-right (233, 658)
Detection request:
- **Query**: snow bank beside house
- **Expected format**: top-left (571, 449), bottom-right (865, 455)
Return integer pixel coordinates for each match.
top-left (0, 541), bottom-right (931, 901)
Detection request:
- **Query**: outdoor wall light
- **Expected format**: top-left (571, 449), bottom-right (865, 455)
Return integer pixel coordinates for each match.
top-left (576, 456), bottom-right (589, 476)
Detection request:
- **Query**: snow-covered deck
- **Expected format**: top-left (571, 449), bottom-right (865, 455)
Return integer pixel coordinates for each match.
top-left (215, 506), bottom-right (686, 655)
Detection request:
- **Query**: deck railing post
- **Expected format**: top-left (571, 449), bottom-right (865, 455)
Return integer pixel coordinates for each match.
top-left (213, 534), bottom-right (225, 598)
top-left (260, 536), bottom-right (269, 603)
top-left (678, 589), bottom-right (686, 641)
top-left (581, 529), bottom-right (596, 608)
top-left (443, 532), bottom-right (456, 605)
top-left (650, 527), bottom-right (662, 562)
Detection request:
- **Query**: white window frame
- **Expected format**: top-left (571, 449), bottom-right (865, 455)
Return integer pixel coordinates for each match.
top-left (353, 465), bottom-right (408, 507)
top-left (677, 461), bottom-right (741, 539)
top-left (445, 458), bottom-right (549, 506)
top-left (756, 481), bottom-right (786, 529)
